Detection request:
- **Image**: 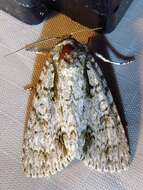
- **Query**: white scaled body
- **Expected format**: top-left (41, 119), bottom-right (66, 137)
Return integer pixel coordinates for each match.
top-left (22, 38), bottom-right (130, 177)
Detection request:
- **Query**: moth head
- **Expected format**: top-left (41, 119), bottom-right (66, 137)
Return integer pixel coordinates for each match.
top-left (4, 27), bottom-right (102, 57)
top-left (54, 37), bottom-right (87, 61)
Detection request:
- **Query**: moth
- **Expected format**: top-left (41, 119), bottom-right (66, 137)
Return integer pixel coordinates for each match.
top-left (21, 34), bottom-right (131, 177)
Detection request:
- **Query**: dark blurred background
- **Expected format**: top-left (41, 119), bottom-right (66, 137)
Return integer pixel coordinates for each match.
top-left (0, 0), bottom-right (133, 32)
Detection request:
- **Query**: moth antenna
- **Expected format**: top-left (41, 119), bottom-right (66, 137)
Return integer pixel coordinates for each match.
top-left (4, 37), bottom-right (59, 57)
top-left (4, 46), bottom-right (26, 57)
top-left (4, 27), bottom-right (102, 57)
top-left (95, 52), bottom-right (135, 65)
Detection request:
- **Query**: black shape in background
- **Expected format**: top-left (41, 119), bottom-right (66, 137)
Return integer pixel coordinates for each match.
top-left (0, 0), bottom-right (133, 33)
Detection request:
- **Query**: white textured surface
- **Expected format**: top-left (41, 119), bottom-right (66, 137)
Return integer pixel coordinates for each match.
top-left (1, 0), bottom-right (143, 189)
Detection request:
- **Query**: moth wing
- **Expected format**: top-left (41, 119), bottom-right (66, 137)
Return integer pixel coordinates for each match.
top-left (81, 56), bottom-right (130, 173)
top-left (22, 60), bottom-right (77, 177)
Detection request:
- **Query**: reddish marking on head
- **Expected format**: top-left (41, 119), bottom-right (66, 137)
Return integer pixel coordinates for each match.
top-left (60, 44), bottom-right (74, 60)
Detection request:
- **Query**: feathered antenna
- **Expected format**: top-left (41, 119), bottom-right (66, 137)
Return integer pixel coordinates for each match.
top-left (4, 27), bottom-right (102, 57)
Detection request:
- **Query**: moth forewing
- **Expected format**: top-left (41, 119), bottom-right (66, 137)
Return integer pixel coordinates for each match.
top-left (80, 58), bottom-right (130, 172)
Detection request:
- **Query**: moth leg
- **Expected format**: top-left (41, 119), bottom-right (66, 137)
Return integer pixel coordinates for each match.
top-left (81, 58), bottom-right (130, 173)
top-left (24, 84), bottom-right (36, 94)
top-left (95, 52), bottom-right (134, 65)
top-left (25, 47), bottom-right (50, 55)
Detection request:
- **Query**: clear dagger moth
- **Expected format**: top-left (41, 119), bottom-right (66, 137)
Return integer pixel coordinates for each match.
top-left (22, 37), bottom-right (130, 177)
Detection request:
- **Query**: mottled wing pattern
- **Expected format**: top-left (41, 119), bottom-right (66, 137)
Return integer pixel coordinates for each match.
top-left (80, 54), bottom-right (130, 172)
top-left (22, 38), bottom-right (130, 177)
top-left (22, 48), bottom-right (78, 177)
